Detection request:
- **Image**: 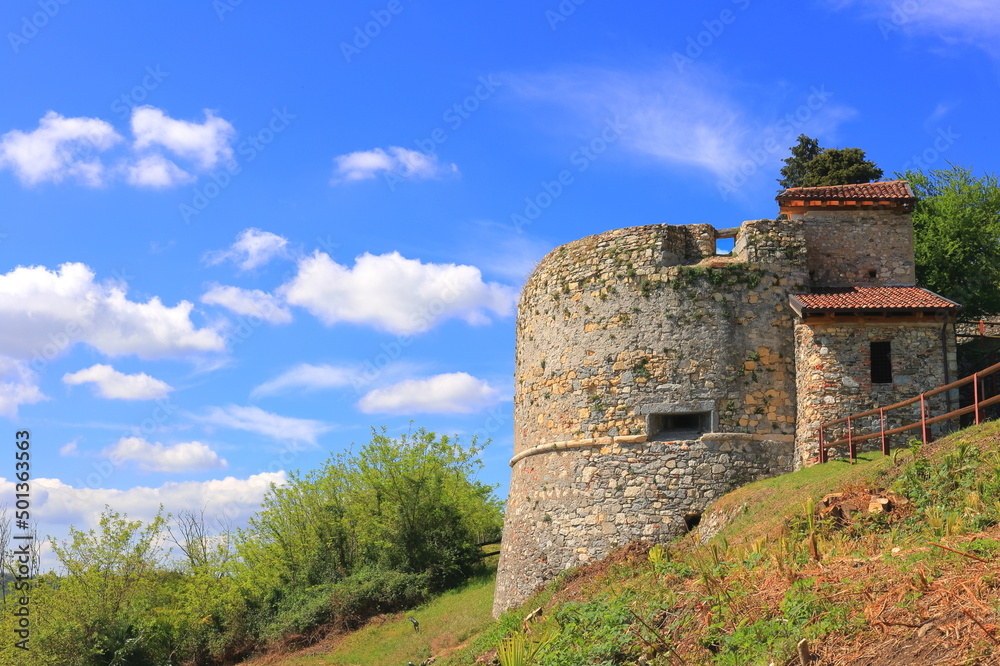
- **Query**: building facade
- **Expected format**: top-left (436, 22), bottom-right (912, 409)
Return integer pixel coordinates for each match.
top-left (492, 181), bottom-right (960, 616)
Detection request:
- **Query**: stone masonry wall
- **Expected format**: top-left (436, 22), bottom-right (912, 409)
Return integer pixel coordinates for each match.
top-left (493, 435), bottom-right (792, 615)
top-left (794, 209), bottom-right (916, 287)
top-left (493, 219), bottom-right (808, 616)
top-left (793, 321), bottom-right (958, 465)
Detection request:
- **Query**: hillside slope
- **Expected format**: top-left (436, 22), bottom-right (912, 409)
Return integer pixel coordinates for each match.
top-left (441, 421), bottom-right (1000, 665)
top-left (264, 422), bottom-right (1000, 665)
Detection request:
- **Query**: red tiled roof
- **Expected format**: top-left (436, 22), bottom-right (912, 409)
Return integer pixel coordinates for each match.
top-left (777, 180), bottom-right (915, 203)
top-left (790, 286), bottom-right (960, 313)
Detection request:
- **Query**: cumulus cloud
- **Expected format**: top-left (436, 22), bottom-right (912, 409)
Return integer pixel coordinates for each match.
top-left (0, 111), bottom-right (122, 186)
top-left (204, 228), bottom-right (291, 271)
top-left (358, 372), bottom-right (504, 414)
top-left (280, 251), bottom-right (516, 334)
top-left (197, 405), bottom-right (331, 445)
top-left (0, 107), bottom-right (238, 189)
top-left (125, 153), bottom-right (193, 188)
top-left (131, 106), bottom-right (236, 170)
top-left (0, 262), bottom-right (225, 360)
top-left (0, 356), bottom-right (46, 418)
top-left (332, 146), bottom-right (458, 183)
top-left (62, 364), bottom-right (173, 400)
top-left (102, 436), bottom-right (226, 472)
top-left (250, 363), bottom-right (357, 399)
top-left (1, 472), bottom-right (284, 541)
top-left (201, 285), bottom-right (292, 324)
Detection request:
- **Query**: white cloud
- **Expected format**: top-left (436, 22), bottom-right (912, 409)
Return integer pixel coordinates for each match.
top-left (60, 440), bottom-right (79, 456)
top-left (0, 107), bottom-right (239, 189)
top-left (62, 364), bottom-right (173, 400)
top-left (358, 372), bottom-right (504, 414)
top-left (197, 405), bottom-right (331, 445)
top-left (510, 65), bottom-right (856, 181)
top-left (131, 106), bottom-right (235, 170)
top-left (102, 436), bottom-right (226, 473)
top-left (0, 111), bottom-right (122, 186)
top-left (280, 251), bottom-right (516, 334)
top-left (0, 262), bottom-right (225, 360)
top-left (125, 153), bottom-right (193, 188)
top-left (332, 146), bottom-right (458, 183)
top-left (251, 363), bottom-right (357, 399)
top-left (201, 284), bottom-right (292, 324)
top-left (0, 356), bottom-right (46, 418)
top-left (204, 228), bottom-right (291, 271)
top-left (2, 472), bottom-right (284, 542)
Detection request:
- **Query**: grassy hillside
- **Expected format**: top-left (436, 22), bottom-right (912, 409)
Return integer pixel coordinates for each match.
top-left (244, 547), bottom-right (501, 666)
top-left (270, 422), bottom-right (1000, 664)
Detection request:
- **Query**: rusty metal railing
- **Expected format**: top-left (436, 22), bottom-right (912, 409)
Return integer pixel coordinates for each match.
top-left (817, 359), bottom-right (1000, 463)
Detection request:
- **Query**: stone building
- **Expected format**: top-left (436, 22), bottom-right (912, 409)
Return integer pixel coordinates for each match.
top-left (493, 181), bottom-right (960, 616)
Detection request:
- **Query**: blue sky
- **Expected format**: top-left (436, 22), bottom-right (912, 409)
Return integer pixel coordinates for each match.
top-left (1, 0), bottom-right (997, 566)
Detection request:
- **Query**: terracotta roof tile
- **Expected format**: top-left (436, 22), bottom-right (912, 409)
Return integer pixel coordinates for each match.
top-left (791, 286), bottom-right (960, 313)
top-left (777, 180), bottom-right (915, 203)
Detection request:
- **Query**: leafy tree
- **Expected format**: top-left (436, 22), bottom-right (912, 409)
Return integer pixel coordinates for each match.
top-left (30, 507), bottom-right (171, 665)
top-left (905, 165), bottom-right (1000, 316)
top-left (235, 426), bottom-right (503, 638)
top-left (779, 134), bottom-right (883, 189)
top-left (777, 135), bottom-right (820, 190)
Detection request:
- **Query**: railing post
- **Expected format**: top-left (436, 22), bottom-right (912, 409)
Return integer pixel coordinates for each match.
top-left (847, 416), bottom-right (855, 462)
top-left (818, 425), bottom-right (826, 464)
top-left (920, 394), bottom-right (929, 444)
top-left (880, 407), bottom-right (888, 456)
top-left (974, 371), bottom-right (981, 426)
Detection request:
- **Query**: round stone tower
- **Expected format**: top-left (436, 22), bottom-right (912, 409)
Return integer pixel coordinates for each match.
top-left (492, 220), bottom-right (807, 616)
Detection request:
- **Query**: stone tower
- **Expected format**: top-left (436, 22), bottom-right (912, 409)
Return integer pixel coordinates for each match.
top-left (492, 181), bottom-right (959, 617)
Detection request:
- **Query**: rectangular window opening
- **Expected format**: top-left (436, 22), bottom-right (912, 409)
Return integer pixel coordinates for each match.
top-left (648, 411), bottom-right (712, 439)
top-left (871, 341), bottom-right (892, 384)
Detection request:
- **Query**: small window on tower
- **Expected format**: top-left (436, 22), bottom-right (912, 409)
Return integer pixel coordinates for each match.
top-left (648, 411), bottom-right (712, 438)
top-left (871, 341), bottom-right (892, 384)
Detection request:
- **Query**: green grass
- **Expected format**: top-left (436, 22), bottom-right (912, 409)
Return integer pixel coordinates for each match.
top-left (702, 450), bottom-right (895, 547)
top-left (292, 551), bottom-right (500, 665)
top-left (283, 422), bottom-right (1000, 664)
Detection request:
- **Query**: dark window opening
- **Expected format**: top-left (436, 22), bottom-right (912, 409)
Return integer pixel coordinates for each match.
top-left (648, 411), bottom-right (712, 438)
top-left (871, 341), bottom-right (892, 384)
top-left (868, 269), bottom-right (878, 278)
top-left (684, 511), bottom-right (702, 531)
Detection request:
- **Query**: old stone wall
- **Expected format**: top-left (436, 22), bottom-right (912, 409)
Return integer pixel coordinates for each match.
top-left (793, 209), bottom-right (916, 287)
top-left (793, 321), bottom-right (958, 465)
top-left (493, 435), bottom-right (792, 615)
top-left (493, 218), bottom-right (808, 616)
